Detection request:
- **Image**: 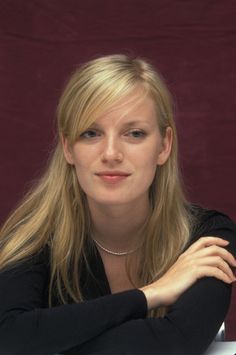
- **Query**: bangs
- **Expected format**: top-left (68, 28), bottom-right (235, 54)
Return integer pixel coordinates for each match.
top-left (62, 76), bottom-right (149, 144)
top-left (57, 54), bottom-right (172, 145)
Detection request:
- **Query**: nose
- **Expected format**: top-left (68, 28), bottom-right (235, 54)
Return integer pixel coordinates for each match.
top-left (101, 135), bottom-right (123, 163)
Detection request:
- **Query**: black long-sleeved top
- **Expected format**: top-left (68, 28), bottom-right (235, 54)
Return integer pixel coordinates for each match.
top-left (0, 206), bottom-right (236, 355)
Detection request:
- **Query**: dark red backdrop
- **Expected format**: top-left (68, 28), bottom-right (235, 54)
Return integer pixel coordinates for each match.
top-left (0, 0), bottom-right (235, 339)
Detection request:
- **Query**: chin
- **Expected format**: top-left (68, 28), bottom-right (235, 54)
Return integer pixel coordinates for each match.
top-left (86, 193), bottom-right (131, 205)
top-left (96, 198), bottom-right (129, 206)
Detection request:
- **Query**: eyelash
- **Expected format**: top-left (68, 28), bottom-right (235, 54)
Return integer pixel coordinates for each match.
top-left (80, 129), bottom-right (146, 139)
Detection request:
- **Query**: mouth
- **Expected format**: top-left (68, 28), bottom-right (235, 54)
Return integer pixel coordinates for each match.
top-left (96, 171), bottom-right (131, 176)
top-left (95, 172), bottom-right (131, 184)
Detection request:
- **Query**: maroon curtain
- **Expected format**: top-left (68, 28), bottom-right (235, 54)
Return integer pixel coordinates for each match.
top-left (0, 0), bottom-right (236, 339)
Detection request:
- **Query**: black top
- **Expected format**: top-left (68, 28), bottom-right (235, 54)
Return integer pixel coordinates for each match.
top-left (0, 206), bottom-right (236, 355)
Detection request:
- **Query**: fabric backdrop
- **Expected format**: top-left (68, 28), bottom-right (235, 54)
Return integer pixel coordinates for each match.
top-left (0, 0), bottom-right (236, 339)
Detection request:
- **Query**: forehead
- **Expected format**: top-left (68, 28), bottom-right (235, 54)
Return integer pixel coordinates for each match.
top-left (93, 93), bottom-right (158, 128)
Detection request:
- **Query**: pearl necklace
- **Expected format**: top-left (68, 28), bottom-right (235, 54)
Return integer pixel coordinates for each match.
top-left (92, 237), bottom-right (140, 256)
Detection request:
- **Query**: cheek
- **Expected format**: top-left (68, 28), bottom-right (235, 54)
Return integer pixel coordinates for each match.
top-left (136, 145), bottom-right (159, 169)
top-left (135, 151), bottom-right (158, 186)
top-left (73, 164), bottom-right (94, 196)
top-left (71, 154), bottom-right (92, 189)
top-left (71, 147), bottom-right (92, 173)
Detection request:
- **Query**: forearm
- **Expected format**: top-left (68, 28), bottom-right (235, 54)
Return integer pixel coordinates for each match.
top-left (0, 289), bottom-right (147, 355)
top-left (77, 278), bottom-right (232, 355)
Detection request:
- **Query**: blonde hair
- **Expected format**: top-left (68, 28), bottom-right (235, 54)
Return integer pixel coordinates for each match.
top-left (0, 54), bottom-right (196, 317)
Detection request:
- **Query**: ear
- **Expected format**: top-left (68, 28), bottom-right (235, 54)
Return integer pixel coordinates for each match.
top-left (61, 135), bottom-right (74, 165)
top-left (156, 127), bottom-right (173, 166)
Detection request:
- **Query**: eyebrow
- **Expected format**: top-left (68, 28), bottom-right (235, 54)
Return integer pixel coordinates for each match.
top-left (90, 120), bottom-right (151, 128)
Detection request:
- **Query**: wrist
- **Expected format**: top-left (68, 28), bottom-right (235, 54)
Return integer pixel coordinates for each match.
top-left (139, 284), bottom-right (162, 310)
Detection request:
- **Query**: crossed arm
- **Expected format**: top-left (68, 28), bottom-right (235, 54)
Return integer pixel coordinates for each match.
top-left (0, 211), bottom-right (235, 355)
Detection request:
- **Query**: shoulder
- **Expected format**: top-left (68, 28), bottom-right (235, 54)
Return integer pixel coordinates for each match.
top-left (186, 204), bottom-right (236, 254)
top-left (0, 244), bottom-right (50, 275)
top-left (188, 204), bottom-right (235, 233)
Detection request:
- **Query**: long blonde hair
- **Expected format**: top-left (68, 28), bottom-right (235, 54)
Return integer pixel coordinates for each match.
top-left (0, 54), bottom-right (196, 317)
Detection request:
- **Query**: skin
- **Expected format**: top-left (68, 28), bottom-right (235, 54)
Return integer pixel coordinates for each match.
top-left (62, 93), bottom-right (172, 251)
top-left (62, 92), bottom-right (236, 307)
top-left (141, 236), bottom-right (236, 309)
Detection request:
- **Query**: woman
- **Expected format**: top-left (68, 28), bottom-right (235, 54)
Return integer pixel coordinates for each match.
top-left (0, 54), bottom-right (235, 355)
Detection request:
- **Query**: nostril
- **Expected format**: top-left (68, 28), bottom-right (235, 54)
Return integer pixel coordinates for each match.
top-left (101, 148), bottom-right (123, 162)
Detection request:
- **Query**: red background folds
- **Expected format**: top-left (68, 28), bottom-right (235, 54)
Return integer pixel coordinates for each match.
top-left (0, 0), bottom-right (235, 339)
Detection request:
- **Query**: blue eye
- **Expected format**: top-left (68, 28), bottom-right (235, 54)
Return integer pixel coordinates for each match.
top-left (80, 129), bottom-right (146, 139)
top-left (128, 130), bottom-right (146, 138)
top-left (80, 130), bottom-right (99, 138)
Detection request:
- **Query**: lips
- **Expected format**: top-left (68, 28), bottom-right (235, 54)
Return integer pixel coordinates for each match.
top-left (95, 171), bottom-right (131, 184)
top-left (96, 171), bottom-right (131, 176)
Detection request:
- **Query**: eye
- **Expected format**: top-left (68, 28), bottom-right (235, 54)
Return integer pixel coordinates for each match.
top-left (80, 130), bottom-right (100, 138)
top-left (126, 130), bottom-right (146, 138)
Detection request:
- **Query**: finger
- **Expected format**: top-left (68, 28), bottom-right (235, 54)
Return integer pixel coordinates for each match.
top-left (184, 236), bottom-right (230, 254)
top-left (200, 256), bottom-right (236, 281)
top-left (194, 245), bottom-right (236, 268)
top-left (199, 265), bottom-right (235, 284)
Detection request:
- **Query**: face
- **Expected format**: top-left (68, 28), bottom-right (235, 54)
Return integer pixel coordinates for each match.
top-left (62, 93), bottom-right (172, 209)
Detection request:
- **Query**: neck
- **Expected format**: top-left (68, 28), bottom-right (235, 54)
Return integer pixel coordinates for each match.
top-left (87, 195), bottom-right (151, 251)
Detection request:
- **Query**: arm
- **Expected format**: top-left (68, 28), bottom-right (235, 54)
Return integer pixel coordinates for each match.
top-left (0, 250), bottom-right (147, 355)
top-left (76, 210), bottom-right (236, 355)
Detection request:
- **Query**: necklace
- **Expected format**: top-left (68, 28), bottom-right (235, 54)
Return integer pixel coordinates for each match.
top-left (92, 237), bottom-right (140, 256)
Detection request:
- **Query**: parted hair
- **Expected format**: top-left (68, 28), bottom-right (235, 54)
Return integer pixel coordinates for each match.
top-left (0, 54), bottom-right (196, 317)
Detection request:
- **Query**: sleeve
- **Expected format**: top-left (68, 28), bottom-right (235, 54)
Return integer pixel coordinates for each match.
top-left (0, 249), bottom-right (147, 355)
top-left (74, 209), bottom-right (236, 355)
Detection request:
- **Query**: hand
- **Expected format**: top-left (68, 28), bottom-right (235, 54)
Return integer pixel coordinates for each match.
top-left (140, 236), bottom-right (236, 310)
